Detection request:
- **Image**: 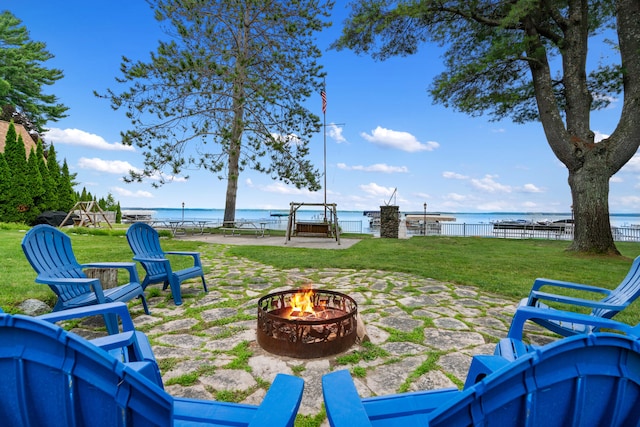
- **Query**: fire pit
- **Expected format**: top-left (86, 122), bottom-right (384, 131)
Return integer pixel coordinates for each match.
top-left (257, 289), bottom-right (358, 359)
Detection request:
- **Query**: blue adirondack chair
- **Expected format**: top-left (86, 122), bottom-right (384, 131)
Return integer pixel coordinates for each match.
top-left (465, 304), bottom-right (640, 388)
top-left (514, 255), bottom-right (640, 336)
top-left (0, 311), bottom-right (304, 427)
top-left (323, 333), bottom-right (640, 426)
top-left (21, 224), bottom-right (149, 334)
top-left (38, 302), bottom-right (164, 387)
top-left (126, 222), bottom-right (208, 305)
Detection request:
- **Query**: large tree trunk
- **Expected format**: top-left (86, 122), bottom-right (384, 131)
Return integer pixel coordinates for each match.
top-left (223, 112), bottom-right (243, 225)
top-left (565, 0), bottom-right (640, 254)
top-left (523, 2), bottom-right (633, 255)
top-left (567, 157), bottom-right (618, 254)
top-left (223, 15), bottom-right (248, 226)
top-left (223, 149), bottom-right (239, 225)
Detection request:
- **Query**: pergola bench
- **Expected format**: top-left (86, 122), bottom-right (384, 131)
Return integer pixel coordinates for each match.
top-left (295, 222), bottom-right (331, 236)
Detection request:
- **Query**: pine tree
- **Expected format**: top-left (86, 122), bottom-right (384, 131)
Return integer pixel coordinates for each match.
top-left (101, 0), bottom-right (330, 224)
top-left (104, 193), bottom-right (116, 210)
top-left (36, 140), bottom-right (56, 211)
top-left (25, 146), bottom-right (43, 223)
top-left (46, 145), bottom-right (61, 208)
top-left (0, 11), bottom-right (68, 133)
top-left (0, 153), bottom-right (10, 221)
top-left (3, 123), bottom-right (31, 222)
top-left (58, 159), bottom-right (76, 212)
top-left (115, 202), bottom-right (122, 224)
top-left (3, 121), bottom-right (17, 150)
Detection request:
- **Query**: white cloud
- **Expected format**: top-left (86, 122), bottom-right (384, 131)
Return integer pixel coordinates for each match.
top-left (621, 154), bottom-right (640, 173)
top-left (413, 192), bottom-right (431, 200)
top-left (476, 200), bottom-right (513, 211)
top-left (271, 133), bottom-right (301, 145)
top-left (111, 186), bottom-right (154, 198)
top-left (470, 175), bottom-right (512, 193)
top-left (444, 171), bottom-right (543, 197)
top-left (442, 171), bottom-right (469, 180)
top-left (328, 123), bottom-right (346, 143)
top-left (521, 201), bottom-right (539, 209)
top-left (618, 195), bottom-right (640, 206)
top-left (77, 157), bottom-right (187, 183)
top-left (147, 172), bottom-right (188, 183)
top-left (78, 157), bottom-right (140, 174)
top-left (262, 181), bottom-right (313, 195)
top-left (359, 182), bottom-right (396, 197)
top-left (445, 192), bottom-right (469, 201)
top-left (45, 128), bottom-right (134, 151)
top-left (337, 163), bottom-right (408, 173)
top-left (594, 130), bottom-right (610, 142)
top-left (360, 126), bottom-right (439, 152)
top-left (521, 183), bottom-right (543, 193)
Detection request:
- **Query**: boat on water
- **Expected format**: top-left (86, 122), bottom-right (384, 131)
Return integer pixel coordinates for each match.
top-left (364, 211), bottom-right (381, 228)
top-left (492, 219), bottom-right (574, 232)
top-left (364, 211), bottom-right (457, 230)
top-left (121, 210), bottom-right (155, 223)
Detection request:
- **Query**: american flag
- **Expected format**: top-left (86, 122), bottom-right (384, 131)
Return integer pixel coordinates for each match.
top-left (321, 89), bottom-right (327, 114)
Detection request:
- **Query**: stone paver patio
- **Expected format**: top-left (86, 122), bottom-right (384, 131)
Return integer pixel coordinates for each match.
top-left (70, 240), bottom-right (555, 424)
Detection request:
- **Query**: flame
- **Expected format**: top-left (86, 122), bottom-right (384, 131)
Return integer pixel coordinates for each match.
top-left (289, 288), bottom-right (317, 318)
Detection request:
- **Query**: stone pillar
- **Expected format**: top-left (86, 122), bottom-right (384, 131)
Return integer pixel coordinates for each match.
top-left (380, 205), bottom-right (399, 238)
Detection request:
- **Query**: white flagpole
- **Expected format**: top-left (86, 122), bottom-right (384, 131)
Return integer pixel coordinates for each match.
top-left (322, 79), bottom-right (327, 222)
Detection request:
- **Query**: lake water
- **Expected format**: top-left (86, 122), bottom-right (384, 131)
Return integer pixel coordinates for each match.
top-left (123, 207), bottom-right (640, 234)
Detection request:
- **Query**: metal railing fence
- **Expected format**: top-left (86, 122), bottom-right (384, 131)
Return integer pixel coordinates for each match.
top-left (150, 217), bottom-right (640, 242)
top-left (407, 222), bottom-right (640, 242)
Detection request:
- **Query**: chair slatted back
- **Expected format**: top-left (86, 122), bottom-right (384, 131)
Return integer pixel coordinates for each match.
top-left (429, 334), bottom-right (640, 426)
top-left (594, 256), bottom-right (640, 318)
top-left (126, 223), bottom-right (168, 279)
top-left (21, 225), bottom-right (91, 301)
top-left (0, 313), bottom-right (172, 427)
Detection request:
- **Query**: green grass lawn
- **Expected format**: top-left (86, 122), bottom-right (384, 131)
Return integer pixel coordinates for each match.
top-left (227, 235), bottom-right (640, 326)
top-left (2, 222), bottom-right (640, 326)
top-left (0, 223), bottom-right (205, 312)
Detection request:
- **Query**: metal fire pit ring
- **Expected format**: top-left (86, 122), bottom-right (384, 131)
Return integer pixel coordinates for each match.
top-left (257, 289), bottom-right (358, 359)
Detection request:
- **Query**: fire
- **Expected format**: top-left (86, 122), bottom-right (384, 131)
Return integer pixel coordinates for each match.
top-left (289, 288), bottom-right (318, 318)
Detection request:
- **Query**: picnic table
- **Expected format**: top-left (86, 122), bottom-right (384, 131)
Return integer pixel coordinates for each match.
top-left (148, 220), bottom-right (216, 236)
top-left (221, 220), bottom-right (269, 237)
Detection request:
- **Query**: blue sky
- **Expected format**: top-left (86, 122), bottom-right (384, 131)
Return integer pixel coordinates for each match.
top-left (7, 1), bottom-right (638, 213)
